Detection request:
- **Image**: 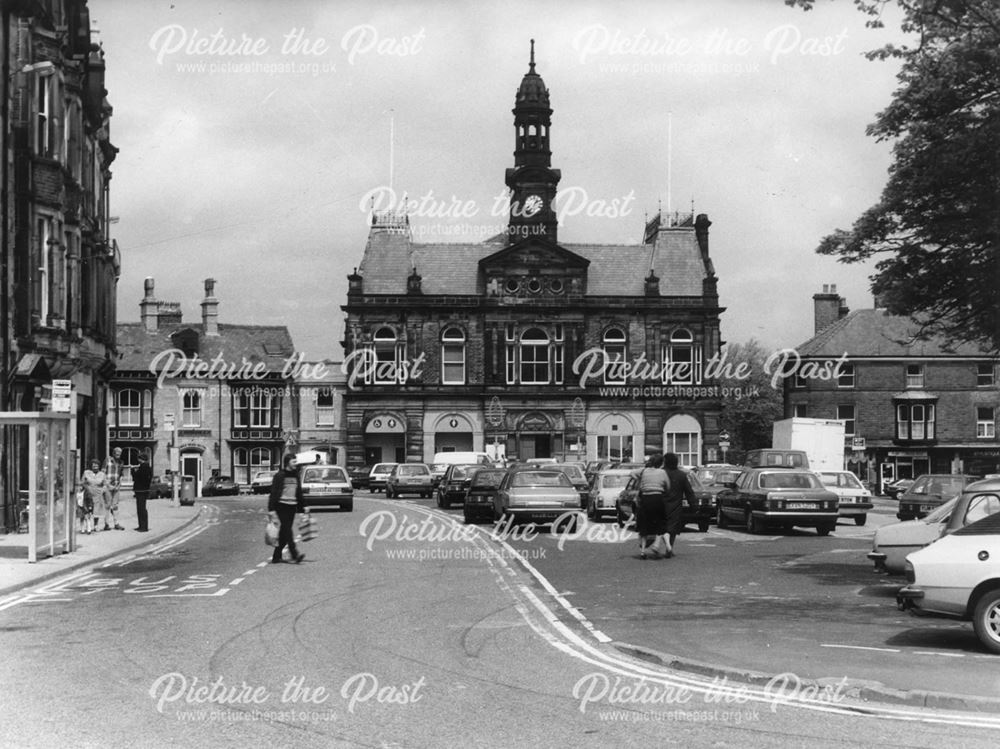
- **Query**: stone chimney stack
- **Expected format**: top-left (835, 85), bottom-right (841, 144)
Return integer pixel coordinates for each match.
top-left (694, 213), bottom-right (711, 260)
top-left (140, 277), bottom-right (158, 332)
top-left (201, 278), bottom-right (219, 336)
top-left (813, 284), bottom-right (843, 335)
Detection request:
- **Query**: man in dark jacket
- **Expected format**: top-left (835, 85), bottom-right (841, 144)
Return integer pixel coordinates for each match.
top-left (268, 454), bottom-right (306, 564)
top-left (663, 452), bottom-right (697, 558)
top-left (131, 453), bottom-right (153, 533)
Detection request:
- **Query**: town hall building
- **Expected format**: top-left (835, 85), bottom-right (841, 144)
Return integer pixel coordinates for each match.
top-left (341, 43), bottom-right (727, 468)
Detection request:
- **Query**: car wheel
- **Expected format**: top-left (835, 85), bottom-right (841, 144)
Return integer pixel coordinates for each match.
top-left (698, 520), bottom-right (710, 533)
top-left (745, 510), bottom-right (759, 534)
top-left (343, 501), bottom-right (353, 512)
top-left (386, 487), bottom-right (394, 498)
top-left (972, 589), bottom-right (1000, 654)
top-left (552, 515), bottom-right (577, 535)
top-left (854, 515), bottom-right (867, 526)
top-left (717, 506), bottom-right (728, 529)
top-left (816, 524), bottom-right (834, 537)
top-left (442, 497), bottom-right (450, 509)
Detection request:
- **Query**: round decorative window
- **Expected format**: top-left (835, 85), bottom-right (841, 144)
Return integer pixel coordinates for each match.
top-left (549, 279), bottom-right (564, 293)
top-left (527, 278), bottom-right (542, 294)
top-left (505, 278), bottom-right (520, 293)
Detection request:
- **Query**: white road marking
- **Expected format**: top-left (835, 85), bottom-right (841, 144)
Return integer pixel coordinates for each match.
top-left (821, 644), bottom-right (901, 653)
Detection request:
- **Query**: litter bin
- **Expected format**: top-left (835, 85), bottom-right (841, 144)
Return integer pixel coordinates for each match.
top-left (180, 475), bottom-right (196, 506)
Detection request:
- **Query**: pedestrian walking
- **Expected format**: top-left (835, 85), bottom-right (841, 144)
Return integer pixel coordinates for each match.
top-left (632, 454), bottom-right (671, 559)
top-left (131, 453), bottom-right (153, 533)
top-left (80, 459), bottom-right (106, 535)
top-left (268, 454), bottom-right (306, 564)
top-left (663, 452), bottom-right (697, 558)
top-left (102, 447), bottom-right (125, 530)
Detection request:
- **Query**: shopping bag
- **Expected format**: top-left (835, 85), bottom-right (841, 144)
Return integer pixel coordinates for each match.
top-left (298, 513), bottom-right (317, 542)
top-left (264, 520), bottom-right (279, 547)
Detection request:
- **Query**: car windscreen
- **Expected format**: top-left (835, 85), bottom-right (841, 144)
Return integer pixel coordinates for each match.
top-left (559, 465), bottom-right (586, 482)
top-left (398, 465), bottom-right (429, 476)
top-left (600, 474), bottom-right (631, 489)
top-left (758, 472), bottom-right (822, 489)
top-left (819, 472), bottom-right (865, 490)
top-left (909, 476), bottom-right (967, 496)
top-left (470, 471), bottom-right (504, 489)
top-left (372, 465), bottom-right (395, 475)
top-left (511, 471), bottom-right (572, 488)
top-left (450, 466), bottom-right (479, 480)
top-left (302, 467), bottom-right (348, 483)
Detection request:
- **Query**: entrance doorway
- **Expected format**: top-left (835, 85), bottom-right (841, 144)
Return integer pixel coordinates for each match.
top-left (518, 434), bottom-right (552, 461)
top-left (182, 454), bottom-right (202, 497)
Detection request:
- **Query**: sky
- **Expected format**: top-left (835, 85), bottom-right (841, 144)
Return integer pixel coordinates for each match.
top-left (92, 0), bottom-right (908, 361)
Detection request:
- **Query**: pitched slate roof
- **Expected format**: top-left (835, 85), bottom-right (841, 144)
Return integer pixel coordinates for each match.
top-left (357, 226), bottom-right (708, 296)
top-left (797, 309), bottom-right (990, 357)
top-left (116, 322), bottom-right (296, 373)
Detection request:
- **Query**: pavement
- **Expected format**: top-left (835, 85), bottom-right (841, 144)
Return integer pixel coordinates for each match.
top-left (0, 492), bottom-right (202, 598)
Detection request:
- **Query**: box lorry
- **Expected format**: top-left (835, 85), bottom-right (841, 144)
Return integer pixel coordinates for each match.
top-left (771, 418), bottom-right (845, 472)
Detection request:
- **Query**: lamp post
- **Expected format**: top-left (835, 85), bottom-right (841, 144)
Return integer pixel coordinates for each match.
top-left (719, 430), bottom-right (730, 464)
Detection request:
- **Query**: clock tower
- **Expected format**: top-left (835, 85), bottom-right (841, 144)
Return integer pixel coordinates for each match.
top-left (505, 40), bottom-right (561, 245)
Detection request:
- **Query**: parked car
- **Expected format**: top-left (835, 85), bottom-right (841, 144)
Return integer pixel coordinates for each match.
top-left (368, 463), bottom-right (398, 493)
top-left (431, 452), bottom-right (494, 487)
top-left (615, 470), bottom-right (715, 532)
top-left (870, 477), bottom-right (1000, 574)
top-left (203, 475), bottom-right (238, 497)
top-left (585, 460), bottom-right (614, 486)
top-left (694, 464), bottom-right (741, 486)
top-left (251, 470), bottom-right (276, 494)
top-left (348, 465), bottom-right (372, 490)
top-left (553, 463), bottom-right (590, 508)
top-left (897, 511), bottom-right (1000, 654)
top-left (716, 468), bottom-right (839, 536)
top-left (385, 463), bottom-right (433, 498)
top-left (815, 470), bottom-right (875, 526)
top-left (494, 466), bottom-right (581, 532)
top-left (883, 478), bottom-right (914, 500)
top-left (896, 474), bottom-right (980, 520)
top-left (299, 465), bottom-right (354, 511)
top-left (587, 469), bottom-right (633, 522)
top-left (436, 464), bottom-right (482, 508)
top-left (463, 467), bottom-right (505, 524)
top-left (149, 475), bottom-right (172, 499)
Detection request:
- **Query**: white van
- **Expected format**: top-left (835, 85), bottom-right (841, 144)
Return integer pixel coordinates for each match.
top-left (431, 451), bottom-right (494, 485)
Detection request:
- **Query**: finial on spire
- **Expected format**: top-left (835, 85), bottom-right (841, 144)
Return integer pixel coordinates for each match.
top-left (529, 39), bottom-right (535, 73)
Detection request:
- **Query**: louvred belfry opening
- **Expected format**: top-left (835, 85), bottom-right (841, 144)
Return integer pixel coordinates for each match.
top-left (505, 39), bottom-right (561, 245)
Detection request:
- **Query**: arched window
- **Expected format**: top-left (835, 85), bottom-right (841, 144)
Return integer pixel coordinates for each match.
top-left (662, 328), bottom-right (701, 385)
top-left (520, 328), bottom-right (550, 384)
top-left (368, 327), bottom-right (405, 385)
top-left (181, 389), bottom-right (203, 427)
top-left (602, 327), bottom-right (627, 385)
top-left (441, 327), bottom-right (466, 385)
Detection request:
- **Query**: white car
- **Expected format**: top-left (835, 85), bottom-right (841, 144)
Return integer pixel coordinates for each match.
top-left (299, 465), bottom-right (353, 511)
top-left (586, 469), bottom-right (633, 522)
top-left (870, 478), bottom-right (1000, 574)
top-left (897, 511), bottom-right (1000, 654)
top-left (815, 470), bottom-right (874, 526)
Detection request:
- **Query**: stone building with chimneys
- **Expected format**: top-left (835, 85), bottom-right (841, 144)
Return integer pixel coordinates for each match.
top-left (110, 278), bottom-right (300, 494)
top-left (341, 42), bottom-right (727, 467)
top-left (784, 285), bottom-right (1000, 490)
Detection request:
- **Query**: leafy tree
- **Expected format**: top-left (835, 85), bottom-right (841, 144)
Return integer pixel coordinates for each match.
top-left (788, 0), bottom-right (1000, 352)
top-left (717, 340), bottom-right (783, 461)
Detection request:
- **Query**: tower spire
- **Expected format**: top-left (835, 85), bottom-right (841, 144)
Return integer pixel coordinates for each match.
top-left (529, 38), bottom-right (535, 73)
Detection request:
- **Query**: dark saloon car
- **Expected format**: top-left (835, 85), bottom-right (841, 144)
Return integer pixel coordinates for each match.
top-left (614, 470), bottom-right (715, 532)
top-left (716, 468), bottom-right (839, 536)
top-left (555, 463), bottom-right (590, 509)
top-left (149, 475), bottom-right (172, 499)
top-left (385, 463), bottom-right (433, 498)
top-left (203, 475), bottom-right (238, 496)
top-left (896, 474), bottom-right (980, 521)
top-left (494, 467), bottom-right (581, 532)
top-left (348, 465), bottom-right (372, 490)
top-left (436, 464), bottom-right (482, 509)
top-left (464, 468), bottom-right (505, 524)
